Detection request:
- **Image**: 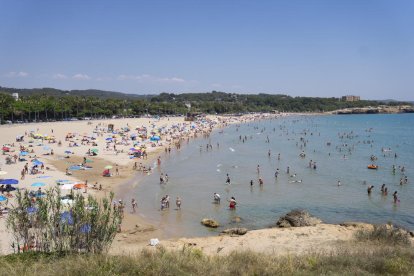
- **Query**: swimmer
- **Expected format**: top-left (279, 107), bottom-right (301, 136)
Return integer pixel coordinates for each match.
top-left (367, 185), bottom-right (374, 195)
top-left (213, 192), bottom-right (221, 204)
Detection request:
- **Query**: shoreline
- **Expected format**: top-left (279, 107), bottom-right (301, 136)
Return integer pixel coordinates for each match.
top-left (0, 113), bottom-right (284, 254)
top-left (1, 113), bottom-right (412, 256)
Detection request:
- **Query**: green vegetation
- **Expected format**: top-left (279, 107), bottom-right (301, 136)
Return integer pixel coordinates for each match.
top-left (1, 87), bottom-right (412, 123)
top-left (6, 188), bottom-right (122, 254)
top-left (0, 242), bottom-right (413, 275)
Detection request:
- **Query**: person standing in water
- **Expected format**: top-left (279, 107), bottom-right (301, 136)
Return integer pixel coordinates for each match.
top-left (393, 191), bottom-right (398, 204)
top-left (229, 197), bottom-right (237, 210)
top-left (226, 174), bottom-right (231, 184)
top-left (176, 197), bottom-right (182, 210)
top-left (214, 192), bottom-right (221, 204)
top-left (367, 185), bottom-right (374, 195)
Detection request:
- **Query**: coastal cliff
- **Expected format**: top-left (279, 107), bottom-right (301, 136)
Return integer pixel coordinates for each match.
top-left (329, 105), bottom-right (414, 115)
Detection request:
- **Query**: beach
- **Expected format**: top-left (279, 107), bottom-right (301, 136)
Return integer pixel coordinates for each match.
top-left (0, 114), bottom-right (278, 254)
top-left (1, 113), bottom-right (413, 257)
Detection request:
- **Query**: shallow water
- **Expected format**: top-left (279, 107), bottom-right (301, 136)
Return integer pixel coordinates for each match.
top-left (123, 114), bottom-right (414, 237)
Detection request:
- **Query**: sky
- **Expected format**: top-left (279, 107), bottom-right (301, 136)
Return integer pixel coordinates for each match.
top-left (0, 0), bottom-right (413, 100)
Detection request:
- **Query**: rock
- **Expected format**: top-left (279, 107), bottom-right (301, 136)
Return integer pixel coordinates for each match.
top-left (276, 209), bottom-right (321, 228)
top-left (231, 216), bottom-right (242, 223)
top-left (221, 227), bottom-right (248, 236)
top-left (201, 218), bottom-right (219, 228)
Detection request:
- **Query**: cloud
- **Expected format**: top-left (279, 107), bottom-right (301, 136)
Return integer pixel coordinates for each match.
top-left (117, 74), bottom-right (186, 83)
top-left (53, 73), bottom-right (68, 80)
top-left (4, 71), bottom-right (29, 78)
top-left (72, 73), bottom-right (91, 80)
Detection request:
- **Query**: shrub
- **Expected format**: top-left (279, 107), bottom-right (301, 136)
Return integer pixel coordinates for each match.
top-left (355, 224), bottom-right (411, 246)
top-left (6, 188), bottom-right (122, 254)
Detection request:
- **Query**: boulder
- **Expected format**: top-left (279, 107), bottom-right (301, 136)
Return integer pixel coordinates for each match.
top-left (276, 209), bottom-right (321, 228)
top-left (221, 228), bottom-right (248, 236)
top-left (231, 216), bottom-right (242, 223)
top-left (201, 218), bottom-right (219, 228)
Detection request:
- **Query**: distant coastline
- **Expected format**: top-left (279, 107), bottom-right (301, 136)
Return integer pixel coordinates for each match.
top-left (328, 105), bottom-right (414, 115)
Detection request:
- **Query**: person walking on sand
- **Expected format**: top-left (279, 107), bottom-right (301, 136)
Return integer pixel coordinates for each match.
top-left (131, 198), bottom-right (137, 212)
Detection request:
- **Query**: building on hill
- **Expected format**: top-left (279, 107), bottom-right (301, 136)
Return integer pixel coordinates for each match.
top-left (12, 93), bottom-right (19, 100)
top-left (342, 95), bottom-right (360, 102)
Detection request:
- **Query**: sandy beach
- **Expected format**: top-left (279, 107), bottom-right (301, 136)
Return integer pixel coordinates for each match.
top-left (2, 113), bottom-right (412, 257)
top-left (0, 114), bottom-right (279, 254)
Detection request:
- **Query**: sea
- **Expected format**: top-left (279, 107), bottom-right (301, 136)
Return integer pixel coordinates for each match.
top-left (121, 114), bottom-right (414, 238)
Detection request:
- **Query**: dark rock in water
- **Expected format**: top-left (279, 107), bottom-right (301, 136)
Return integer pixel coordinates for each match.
top-left (276, 209), bottom-right (322, 228)
top-left (201, 218), bottom-right (219, 228)
top-left (221, 228), bottom-right (248, 236)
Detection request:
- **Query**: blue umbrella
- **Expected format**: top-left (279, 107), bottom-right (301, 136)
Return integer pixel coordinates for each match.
top-left (0, 195), bottom-right (7, 201)
top-left (0, 179), bottom-right (19, 185)
top-left (105, 137), bottom-right (112, 141)
top-left (27, 207), bottom-right (38, 214)
top-left (32, 160), bottom-right (43, 166)
top-left (20, 151), bottom-right (29, 156)
top-left (61, 211), bottom-right (74, 225)
top-left (80, 224), bottom-right (91, 233)
top-left (150, 136), bottom-right (160, 141)
top-left (31, 182), bottom-right (46, 187)
top-left (64, 150), bottom-right (72, 154)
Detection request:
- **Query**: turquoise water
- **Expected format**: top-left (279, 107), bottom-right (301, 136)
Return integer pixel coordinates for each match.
top-left (124, 114), bottom-right (414, 238)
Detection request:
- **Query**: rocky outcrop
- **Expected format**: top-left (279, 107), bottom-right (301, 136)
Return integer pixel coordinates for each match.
top-left (276, 210), bottom-right (322, 228)
top-left (221, 228), bottom-right (248, 236)
top-left (201, 218), bottom-right (219, 228)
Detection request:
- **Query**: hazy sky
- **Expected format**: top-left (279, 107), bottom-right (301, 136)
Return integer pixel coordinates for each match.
top-left (0, 0), bottom-right (413, 100)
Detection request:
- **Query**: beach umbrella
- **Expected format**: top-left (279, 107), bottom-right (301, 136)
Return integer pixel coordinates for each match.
top-left (1, 146), bottom-right (10, 151)
top-left (150, 135), bottom-right (160, 141)
top-left (0, 171), bottom-right (7, 176)
top-left (31, 182), bottom-right (46, 187)
top-left (104, 165), bottom-right (113, 169)
top-left (43, 146), bottom-right (51, 150)
top-left (91, 148), bottom-right (99, 153)
top-left (105, 137), bottom-right (112, 141)
top-left (20, 151), bottom-right (29, 156)
top-left (74, 183), bottom-right (87, 189)
top-left (32, 160), bottom-right (43, 166)
top-left (0, 195), bottom-right (7, 201)
top-left (0, 179), bottom-right (19, 185)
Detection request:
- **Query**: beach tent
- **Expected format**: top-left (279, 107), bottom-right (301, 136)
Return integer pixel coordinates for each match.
top-left (0, 179), bottom-right (19, 185)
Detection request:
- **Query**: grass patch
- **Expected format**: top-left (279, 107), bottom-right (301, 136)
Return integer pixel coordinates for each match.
top-left (355, 224), bottom-right (411, 246)
top-left (0, 243), bottom-right (413, 275)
